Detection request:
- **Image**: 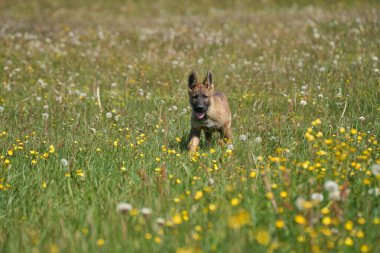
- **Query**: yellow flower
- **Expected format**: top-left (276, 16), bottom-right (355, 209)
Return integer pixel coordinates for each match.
top-left (172, 213), bottom-right (182, 225)
top-left (96, 239), bottom-right (105, 247)
top-left (145, 233), bottom-right (152, 240)
top-left (294, 215), bottom-right (307, 225)
top-left (49, 145), bottom-right (55, 153)
top-left (280, 191), bottom-right (288, 198)
top-left (360, 244), bottom-right (369, 253)
top-left (194, 191), bottom-right (203, 200)
top-left (350, 129), bottom-right (358, 135)
top-left (275, 219), bottom-right (285, 228)
top-left (154, 237), bottom-right (161, 244)
top-left (231, 198), bottom-right (240, 206)
top-left (249, 171), bottom-right (257, 178)
top-left (7, 150), bottom-right (13, 156)
top-left (209, 204), bottom-right (217, 212)
top-left (227, 209), bottom-right (250, 229)
top-left (255, 230), bottom-right (270, 245)
top-left (345, 220), bottom-right (354, 231)
top-left (344, 237), bottom-right (354, 246)
top-left (358, 217), bottom-right (366, 225)
top-left (322, 216), bottom-right (332, 226)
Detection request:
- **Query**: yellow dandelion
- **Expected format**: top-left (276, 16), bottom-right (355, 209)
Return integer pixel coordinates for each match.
top-left (360, 244), bottom-right (369, 253)
top-left (231, 198), bottom-right (240, 206)
top-left (227, 209), bottom-right (250, 229)
top-left (344, 237), bottom-right (354, 246)
top-left (255, 230), bottom-right (270, 245)
top-left (96, 239), bottom-right (105, 247)
top-left (209, 204), bottom-right (217, 212)
top-left (294, 215), bottom-right (307, 225)
top-left (194, 191), bottom-right (203, 200)
top-left (172, 213), bottom-right (182, 225)
top-left (275, 219), bottom-right (285, 228)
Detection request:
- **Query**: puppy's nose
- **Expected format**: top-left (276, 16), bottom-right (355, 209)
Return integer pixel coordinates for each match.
top-left (196, 105), bottom-right (205, 111)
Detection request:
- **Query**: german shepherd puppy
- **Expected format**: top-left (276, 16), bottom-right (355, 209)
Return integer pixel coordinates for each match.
top-left (187, 70), bottom-right (232, 152)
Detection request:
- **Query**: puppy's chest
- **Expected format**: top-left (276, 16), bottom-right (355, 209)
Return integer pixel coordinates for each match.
top-left (194, 117), bottom-right (221, 130)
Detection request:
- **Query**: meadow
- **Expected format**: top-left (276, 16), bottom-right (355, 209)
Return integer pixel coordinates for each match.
top-left (0, 0), bottom-right (380, 252)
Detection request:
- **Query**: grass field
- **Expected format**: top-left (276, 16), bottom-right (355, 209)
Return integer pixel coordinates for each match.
top-left (1, 1), bottom-right (380, 252)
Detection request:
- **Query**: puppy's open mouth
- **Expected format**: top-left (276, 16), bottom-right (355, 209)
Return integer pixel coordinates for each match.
top-left (195, 112), bottom-right (205, 119)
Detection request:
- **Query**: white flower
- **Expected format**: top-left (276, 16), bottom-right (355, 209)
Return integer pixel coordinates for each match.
top-left (141, 207), bottom-right (152, 217)
top-left (359, 116), bottom-right (365, 121)
top-left (329, 190), bottom-right (341, 201)
top-left (90, 128), bottom-right (97, 134)
top-left (372, 56), bottom-right (378, 62)
top-left (156, 218), bottom-right (165, 226)
top-left (324, 180), bottom-right (339, 193)
top-left (239, 134), bottom-right (247, 141)
top-left (60, 158), bottom-right (68, 167)
top-left (0, 106), bottom-right (4, 113)
top-left (36, 96), bottom-right (42, 102)
top-left (368, 188), bottom-right (379, 196)
top-left (43, 105), bottom-right (49, 110)
top-left (295, 197), bottom-right (305, 211)
top-left (254, 137), bottom-right (262, 143)
top-left (111, 82), bottom-right (117, 88)
top-left (310, 193), bottom-right (324, 202)
top-left (114, 115), bottom-right (120, 122)
top-left (116, 203), bottom-right (132, 213)
top-left (56, 96), bottom-right (62, 103)
top-left (208, 178), bottom-right (215, 186)
top-left (105, 112), bottom-right (112, 119)
top-left (172, 105), bottom-right (178, 111)
top-left (318, 93), bottom-right (324, 98)
top-left (42, 113), bottom-right (49, 120)
top-left (300, 100), bottom-right (307, 106)
top-left (227, 144), bottom-right (234, 150)
top-left (371, 164), bottom-right (380, 176)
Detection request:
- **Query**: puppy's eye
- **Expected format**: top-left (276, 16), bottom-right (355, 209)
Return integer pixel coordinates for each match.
top-left (192, 95), bottom-right (198, 99)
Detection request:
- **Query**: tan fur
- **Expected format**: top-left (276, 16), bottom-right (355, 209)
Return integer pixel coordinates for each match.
top-left (187, 71), bottom-right (232, 152)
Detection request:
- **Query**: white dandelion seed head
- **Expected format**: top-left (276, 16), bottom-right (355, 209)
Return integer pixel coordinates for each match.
top-left (116, 203), bottom-right (132, 213)
top-left (368, 188), bottom-right (379, 196)
top-left (0, 106), bottom-right (4, 113)
top-left (239, 134), bottom-right (247, 141)
top-left (111, 82), bottom-right (117, 88)
top-left (359, 116), bottom-right (365, 121)
top-left (42, 113), bottom-right (49, 120)
top-left (90, 128), bottom-right (97, 134)
top-left (329, 190), bottom-right (341, 201)
top-left (300, 100), bottom-right (307, 106)
top-left (43, 105), bottom-right (49, 110)
top-left (254, 136), bottom-right (262, 143)
top-left (227, 144), bottom-right (234, 150)
top-left (114, 115), bottom-right (120, 122)
top-left (36, 96), bottom-right (42, 102)
top-left (105, 112), bottom-right (112, 119)
top-left (310, 193), bottom-right (324, 202)
top-left (156, 218), bottom-right (165, 226)
top-left (324, 180), bottom-right (339, 193)
top-left (371, 164), bottom-right (380, 176)
top-left (295, 197), bottom-right (305, 211)
top-left (60, 158), bottom-right (68, 167)
top-left (172, 105), bottom-right (178, 111)
top-left (208, 178), bottom-right (215, 186)
top-left (141, 207), bottom-right (152, 217)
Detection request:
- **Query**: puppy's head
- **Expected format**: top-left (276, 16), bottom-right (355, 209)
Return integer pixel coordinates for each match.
top-left (188, 70), bottom-right (214, 119)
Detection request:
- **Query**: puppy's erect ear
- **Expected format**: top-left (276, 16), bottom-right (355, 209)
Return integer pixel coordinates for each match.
top-left (188, 71), bottom-right (198, 89)
top-left (203, 70), bottom-right (213, 89)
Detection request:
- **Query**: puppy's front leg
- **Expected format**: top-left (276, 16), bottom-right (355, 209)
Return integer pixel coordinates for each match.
top-left (188, 128), bottom-right (201, 153)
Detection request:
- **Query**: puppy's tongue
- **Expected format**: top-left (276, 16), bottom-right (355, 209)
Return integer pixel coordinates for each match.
top-left (195, 112), bottom-right (205, 119)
